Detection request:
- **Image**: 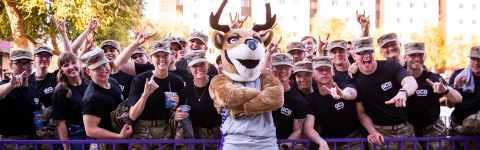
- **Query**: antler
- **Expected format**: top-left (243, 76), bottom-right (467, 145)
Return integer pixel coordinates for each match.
top-left (209, 0), bottom-right (230, 33)
top-left (252, 3), bottom-right (277, 32)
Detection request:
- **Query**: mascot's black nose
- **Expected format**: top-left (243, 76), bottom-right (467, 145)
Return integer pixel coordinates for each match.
top-left (245, 39), bottom-right (258, 50)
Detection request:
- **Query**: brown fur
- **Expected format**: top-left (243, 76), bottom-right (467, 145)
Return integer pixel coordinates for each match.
top-left (209, 72), bottom-right (284, 119)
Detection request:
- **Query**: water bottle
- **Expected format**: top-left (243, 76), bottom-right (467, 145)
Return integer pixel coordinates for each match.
top-left (33, 111), bottom-right (45, 133)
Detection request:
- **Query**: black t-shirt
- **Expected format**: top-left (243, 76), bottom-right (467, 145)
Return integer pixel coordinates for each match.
top-left (306, 82), bottom-right (360, 138)
top-left (346, 60), bottom-right (412, 126)
top-left (175, 59), bottom-right (218, 77)
top-left (110, 70), bottom-right (134, 101)
top-left (135, 62), bottom-right (193, 85)
top-left (0, 79), bottom-right (38, 135)
top-left (52, 80), bottom-right (89, 126)
top-left (127, 71), bottom-right (184, 120)
top-left (272, 88), bottom-right (307, 139)
top-left (333, 66), bottom-right (349, 82)
top-left (450, 68), bottom-right (480, 124)
top-left (82, 78), bottom-right (123, 133)
top-left (178, 77), bottom-right (222, 128)
top-left (28, 70), bottom-right (60, 107)
top-left (406, 70), bottom-right (447, 129)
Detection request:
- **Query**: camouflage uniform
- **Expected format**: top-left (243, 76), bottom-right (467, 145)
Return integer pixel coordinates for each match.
top-left (130, 119), bottom-right (173, 150)
top-left (89, 143), bottom-right (126, 150)
top-left (450, 114), bottom-right (480, 150)
top-left (1, 135), bottom-right (34, 150)
top-left (368, 123), bottom-right (423, 150)
top-left (36, 106), bottom-right (60, 150)
top-left (193, 125), bottom-right (221, 150)
top-left (414, 119), bottom-right (450, 150)
top-left (309, 127), bottom-right (366, 150)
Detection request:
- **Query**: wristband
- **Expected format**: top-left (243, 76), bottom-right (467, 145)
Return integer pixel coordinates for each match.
top-left (441, 87), bottom-right (450, 95)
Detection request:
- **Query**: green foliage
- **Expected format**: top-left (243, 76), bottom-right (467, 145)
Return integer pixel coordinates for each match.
top-left (310, 13), bottom-right (355, 42)
top-left (410, 23), bottom-right (447, 70)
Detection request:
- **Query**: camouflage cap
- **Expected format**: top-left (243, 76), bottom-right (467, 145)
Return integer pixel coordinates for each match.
top-left (189, 31), bottom-right (209, 45)
top-left (404, 42), bottom-right (426, 55)
top-left (271, 53), bottom-right (294, 67)
top-left (177, 37), bottom-right (188, 43)
top-left (293, 61), bottom-right (313, 74)
top-left (286, 42), bottom-right (306, 52)
top-left (312, 56), bottom-right (333, 69)
top-left (132, 45), bottom-right (147, 56)
top-left (186, 50), bottom-right (207, 67)
top-left (161, 36), bottom-right (183, 50)
top-left (33, 46), bottom-right (53, 55)
top-left (10, 50), bottom-right (33, 61)
top-left (80, 49), bottom-right (110, 69)
top-left (100, 40), bottom-right (121, 51)
top-left (377, 33), bottom-right (399, 47)
top-left (469, 46), bottom-right (480, 58)
top-left (148, 41), bottom-right (171, 56)
top-left (352, 37), bottom-right (375, 53)
top-left (326, 40), bottom-right (347, 51)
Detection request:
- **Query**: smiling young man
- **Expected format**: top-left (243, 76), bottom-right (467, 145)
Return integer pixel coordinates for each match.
top-left (327, 40), bottom-right (351, 82)
top-left (286, 42), bottom-right (306, 64)
top-left (346, 37), bottom-right (420, 150)
top-left (270, 53), bottom-right (307, 150)
top-left (301, 36), bottom-right (317, 62)
top-left (403, 42), bottom-right (462, 150)
top-left (175, 31), bottom-right (218, 76)
top-left (177, 37), bottom-right (188, 61)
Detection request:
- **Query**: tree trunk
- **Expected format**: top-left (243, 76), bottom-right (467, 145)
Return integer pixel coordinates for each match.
top-left (49, 25), bottom-right (61, 55)
top-left (2, 0), bottom-right (30, 50)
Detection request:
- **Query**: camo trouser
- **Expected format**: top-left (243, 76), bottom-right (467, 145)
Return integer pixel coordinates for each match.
top-left (414, 119), bottom-right (450, 150)
top-left (1, 135), bottom-right (34, 150)
top-left (368, 122), bottom-right (422, 150)
top-left (309, 127), bottom-right (366, 150)
top-left (130, 119), bottom-right (173, 150)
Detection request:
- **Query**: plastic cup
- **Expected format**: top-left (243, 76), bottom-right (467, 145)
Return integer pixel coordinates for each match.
top-left (178, 105), bottom-right (191, 123)
top-left (164, 92), bottom-right (177, 109)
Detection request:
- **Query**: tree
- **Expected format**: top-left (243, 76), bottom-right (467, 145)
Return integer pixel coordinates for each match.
top-left (310, 14), bottom-right (355, 42)
top-left (410, 23), bottom-right (448, 71)
top-left (0, 0), bottom-right (145, 55)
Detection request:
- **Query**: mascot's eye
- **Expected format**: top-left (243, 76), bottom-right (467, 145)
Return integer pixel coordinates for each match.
top-left (253, 36), bottom-right (262, 43)
top-left (228, 37), bottom-right (239, 44)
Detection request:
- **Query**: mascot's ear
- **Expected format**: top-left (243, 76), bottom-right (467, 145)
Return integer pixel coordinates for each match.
top-left (212, 31), bottom-right (224, 50)
top-left (260, 30), bottom-right (274, 47)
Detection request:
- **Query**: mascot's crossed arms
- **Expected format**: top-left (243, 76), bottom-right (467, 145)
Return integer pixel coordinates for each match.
top-left (208, 0), bottom-right (284, 120)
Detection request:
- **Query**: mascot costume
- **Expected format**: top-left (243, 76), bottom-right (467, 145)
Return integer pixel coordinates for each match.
top-left (208, 0), bottom-right (284, 149)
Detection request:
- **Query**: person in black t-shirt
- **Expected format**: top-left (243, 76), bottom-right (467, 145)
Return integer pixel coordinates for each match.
top-left (80, 49), bottom-right (132, 142)
top-left (0, 50), bottom-right (42, 149)
top-left (326, 40), bottom-right (350, 82)
top-left (346, 37), bottom-right (419, 150)
top-left (403, 42), bottom-right (462, 150)
top-left (292, 61), bottom-right (314, 98)
top-left (175, 51), bottom-right (221, 150)
top-left (448, 46), bottom-right (480, 149)
top-left (268, 53), bottom-right (307, 150)
top-left (177, 37), bottom-right (188, 61)
top-left (130, 45), bottom-right (149, 64)
top-left (52, 52), bottom-right (91, 150)
top-left (128, 41), bottom-right (184, 150)
top-left (175, 31), bottom-right (218, 76)
top-left (303, 56), bottom-right (360, 150)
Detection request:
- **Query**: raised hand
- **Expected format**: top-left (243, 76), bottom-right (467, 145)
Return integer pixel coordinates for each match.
top-left (163, 33), bottom-right (171, 39)
top-left (135, 26), bottom-right (157, 45)
top-left (356, 10), bottom-right (370, 30)
top-left (385, 91), bottom-right (407, 107)
top-left (9, 71), bottom-right (27, 88)
top-left (323, 83), bottom-right (343, 99)
top-left (52, 15), bottom-right (66, 33)
top-left (230, 12), bottom-right (249, 29)
top-left (266, 36), bottom-right (282, 54)
top-left (454, 73), bottom-right (467, 89)
top-left (316, 33), bottom-right (330, 56)
top-left (84, 34), bottom-right (97, 51)
top-left (427, 78), bottom-right (448, 93)
top-left (132, 26), bottom-right (141, 40)
top-left (144, 75), bottom-right (159, 96)
top-left (87, 15), bottom-right (102, 32)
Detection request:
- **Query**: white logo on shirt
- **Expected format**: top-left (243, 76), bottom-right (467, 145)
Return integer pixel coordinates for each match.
top-left (119, 85), bottom-right (125, 92)
top-left (335, 102), bottom-right (344, 110)
top-left (44, 87), bottom-right (53, 94)
top-left (381, 81), bottom-right (392, 91)
top-left (34, 98), bottom-right (39, 105)
top-left (281, 107), bottom-right (292, 116)
top-left (416, 89), bottom-right (428, 96)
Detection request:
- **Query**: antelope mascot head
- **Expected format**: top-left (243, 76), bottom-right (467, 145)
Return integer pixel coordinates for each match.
top-left (210, 0), bottom-right (275, 82)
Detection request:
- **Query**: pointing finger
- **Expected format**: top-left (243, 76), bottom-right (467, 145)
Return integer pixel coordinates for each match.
top-left (326, 33), bottom-right (330, 40)
top-left (426, 79), bottom-right (434, 87)
top-left (229, 12), bottom-right (233, 22)
top-left (278, 36), bottom-right (283, 44)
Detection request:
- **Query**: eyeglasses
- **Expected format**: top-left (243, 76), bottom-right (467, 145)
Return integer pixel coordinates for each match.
top-left (354, 50), bottom-right (374, 55)
top-left (274, 65), bottom-right (292, 70)
top-left (13, 62), bottom-right (33, 67)
top-left (36, 55), bottom-right (51, 59)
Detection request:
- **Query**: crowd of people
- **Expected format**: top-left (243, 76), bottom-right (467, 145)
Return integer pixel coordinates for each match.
top-left (0, 8), bottom-right (479, 150)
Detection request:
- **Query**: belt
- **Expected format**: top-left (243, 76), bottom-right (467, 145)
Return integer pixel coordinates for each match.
top-left (373, 122), bottom-right (407, 131)
top-left (1, 135), bottom-right (34, 140)
top-left (135, 119), bottom-right (167, 127)
top-left (193, 125), bottom-right (221, 135)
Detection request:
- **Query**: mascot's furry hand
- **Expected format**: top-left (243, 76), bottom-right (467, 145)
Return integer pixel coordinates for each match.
top-left (209, 72), bottom-right (283, 119)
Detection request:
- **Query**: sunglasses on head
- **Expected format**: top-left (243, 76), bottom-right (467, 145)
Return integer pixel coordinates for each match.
top-left (354, 50), bottom-right (374, 55)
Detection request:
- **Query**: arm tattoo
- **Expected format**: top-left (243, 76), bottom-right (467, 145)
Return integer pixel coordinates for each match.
top-left (298, 119), bottom-right (305, 130)
top-left (347, 89), bottom-right (353, 95)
